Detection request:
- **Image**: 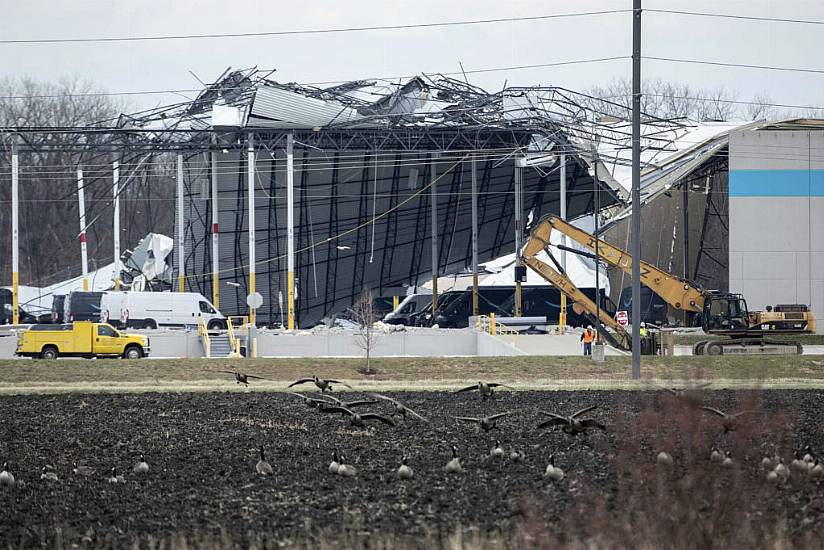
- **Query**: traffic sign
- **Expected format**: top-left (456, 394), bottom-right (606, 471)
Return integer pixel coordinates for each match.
top-left (247, 292), bottom-right (263, 309)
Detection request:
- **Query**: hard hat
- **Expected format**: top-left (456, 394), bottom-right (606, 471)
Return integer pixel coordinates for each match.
top-left (640, 322), bottom-right (646, 327)
top-left (587, 325), bottom-right (593, 329)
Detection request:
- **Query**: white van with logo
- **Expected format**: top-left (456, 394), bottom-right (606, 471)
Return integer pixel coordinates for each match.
top-left (113, 291), bottom-right (226, 330)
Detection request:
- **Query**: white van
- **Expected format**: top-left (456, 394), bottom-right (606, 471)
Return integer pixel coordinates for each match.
top-left (99, 291), bottom-right (127, 328)
top-left (113, 291), bottom-right (226, 330)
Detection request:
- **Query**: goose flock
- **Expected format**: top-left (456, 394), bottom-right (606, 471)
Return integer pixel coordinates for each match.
top-left (1, 376), bottom-right (820, 492)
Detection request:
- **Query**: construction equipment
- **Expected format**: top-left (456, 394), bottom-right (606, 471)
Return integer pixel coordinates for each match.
top-left (522, 215), bottom-right (815, 355)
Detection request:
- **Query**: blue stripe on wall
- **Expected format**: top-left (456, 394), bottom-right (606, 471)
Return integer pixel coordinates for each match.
top-left (730, 170), bottom-right (824, 197)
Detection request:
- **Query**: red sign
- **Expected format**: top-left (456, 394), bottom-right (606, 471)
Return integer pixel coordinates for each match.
top-left (616, 310), bottom-right (628, 327)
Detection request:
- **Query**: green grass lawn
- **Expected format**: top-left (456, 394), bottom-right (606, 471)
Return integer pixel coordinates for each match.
top-left (1, 355), bottom-right (824, 394)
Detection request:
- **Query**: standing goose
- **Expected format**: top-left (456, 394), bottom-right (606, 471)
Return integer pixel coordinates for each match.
top-left (454, 381), bottom-right (514, 400)
top-left (256, 446), bottom-right (273, 476)
top-left (808, 459), bottom-right (824, 479)
top-left (490, 440), bottom-right (505, 458)
top-left (701, 406), bottom-right (754, 432)
top-left (0, 463), bottom-right (15, 486)
top-left (72, 461), bottom-right (96, 477)
top-left (774, 458), bottom-right (790, 480)
top-left (328, 451), bottom-right (341, 475)
top-left (288, 375), bottom-right (352, 394)
top-left (40, 466), bottom-right (58, 481)
top-left (318, 405), bottom-right (396, 428)
top-left (336, 454), bottom-right (358, 477)
top-left (108, 467), bottom-right (125, 484)
top-left (544, 455), bottom-right (565, 481)
top-left (791, 450), bottom-right (808, 472)
top-left (133, 454), bottom-right (149, 474)
top-left (657, 452), bottom-right (674, 467)
top-left (397, 456), bottom-right (414, 480)
top-left (722, 451), bottom-right (734, 468)
top-left (509, 449), bottom-right (526, 463)
top-left (220, 370), bottom-right (267, 386)
top-left (366, 393), bottom-right (429, 422)
top-left (444, 446), bottom-right (463, 474)
top-left (802, 445), bottom-right (815, 464)
top-left (537, 405), bottom-right (606, 435)
top-left (453, 412), bottom-right (514, 432)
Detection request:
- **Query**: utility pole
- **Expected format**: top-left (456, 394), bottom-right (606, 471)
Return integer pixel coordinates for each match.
top-left (176, 154), bottom-right (185, 292)
top-left (113, 161), bottom-right (121, 290)
top-left (471, 156), bottom-right (479, 317)
top-left (286, 132), bottom-right (295, 330)
top-left (211, 134), bottom-right (220, 308)
top-left (631, 0), bottom-right (643, 379)
top-left (592, 142), bottom-right (601, 342)
top-left (558, 153), bottom-right (567, 333)
top-left (77, 168), bottom-right (89, 292)
top-left (11, 141), bottom-right (19, 325)
top-left (247, 132), bottom-right (256, 326)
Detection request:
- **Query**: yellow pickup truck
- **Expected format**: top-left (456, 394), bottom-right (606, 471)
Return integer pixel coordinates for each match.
top-left (16, 321), bottom-right (150, 359)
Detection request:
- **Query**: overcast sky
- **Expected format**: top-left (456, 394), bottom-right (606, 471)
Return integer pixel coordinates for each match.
top-left (2, 0), bottom-right (821, 115)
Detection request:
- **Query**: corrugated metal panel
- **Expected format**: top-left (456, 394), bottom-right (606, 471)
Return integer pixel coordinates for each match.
top-left (250, 86), bottom-right (363, 128)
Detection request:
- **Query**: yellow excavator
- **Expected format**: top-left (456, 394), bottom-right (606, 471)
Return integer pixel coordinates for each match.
top-left (522, 215), bottom-right (815, 355)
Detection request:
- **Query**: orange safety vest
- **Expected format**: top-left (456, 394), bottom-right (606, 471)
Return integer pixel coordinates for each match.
top-left (582, 329), bottom-right (594, 343)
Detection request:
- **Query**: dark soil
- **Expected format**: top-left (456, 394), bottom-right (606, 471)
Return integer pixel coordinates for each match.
top-left (0, 389), bottom-right (823, 548)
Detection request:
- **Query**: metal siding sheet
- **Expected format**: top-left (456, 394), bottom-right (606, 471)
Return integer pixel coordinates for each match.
top-left (250, 86), bottom-right (363, 128)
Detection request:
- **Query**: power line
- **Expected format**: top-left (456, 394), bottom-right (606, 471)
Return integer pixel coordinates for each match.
top-left (645, 56), bottom-right (824, 76)
top-left (0, 10), bottom-right (629, 45)
top-left (647, 8), bottom-right (824, 26)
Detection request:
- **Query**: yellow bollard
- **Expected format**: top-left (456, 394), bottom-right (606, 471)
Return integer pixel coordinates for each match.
top-left (489, 312), bottom-right (496, 335)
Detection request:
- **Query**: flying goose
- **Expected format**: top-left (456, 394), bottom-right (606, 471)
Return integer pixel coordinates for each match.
top-left (0, 463), bottom-right (15, 486)
top-left (366, 393), bottom-right (429, 422)
top-left (537, 405), bottom-right (606, 434)
top-left (108, 467), bottom-right (125, 484)
top-left (701, 406), bottom-right (754, 432)
top-left (397, 456), bottom-right (414, 480)
top-left (288, 376), bottom-right (352, 393)
top-left (133, 454), bottom-right (149, 474)
top-left (454, 381), bottom-right (514, 400)
top-left (40, 466), bottom-right (58, 481)
top-left (544, 455), bottom-right (565, 481)
top-left (256, 445), bottom-right (273, 475)
top-left (319, 405), bottom-right (396, 428)
top-left (453, 412), bottom-right (514, 432)
top-left (444, 446), bottom-right (463, 474)
top-left (657, 382), bottom-right (712, 397)
top-left (220, 370), bottom-right (266, 386)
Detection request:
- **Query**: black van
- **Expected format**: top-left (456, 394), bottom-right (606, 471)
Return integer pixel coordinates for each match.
top-left (0, 289), bottom-right (39, 325)
top-left (51, 295), bottom-right (66, 323)
top-left (64, 291), bottom-right (104, 322)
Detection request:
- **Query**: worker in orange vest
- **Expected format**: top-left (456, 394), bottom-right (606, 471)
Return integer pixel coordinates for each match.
top-left (580, 325), bottom-right (595, 356)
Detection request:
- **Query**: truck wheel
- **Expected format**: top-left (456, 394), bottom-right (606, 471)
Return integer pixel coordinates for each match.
top-left (40, 346), bottom-right (59, 360)
top-left (143, 320), bottom-right (157, 330)
top-left (207, 319), bottom-right (226, 330)
top-left (706, 342), bottom-right (723, 356)
top-left (123, 345), bottom-right (143, 359)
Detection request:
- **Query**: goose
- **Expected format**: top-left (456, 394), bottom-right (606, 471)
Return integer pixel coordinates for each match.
top-left (802, 445), bottom-right (815, 464)
top-left (710, 446), bottom-right (724, 463)
top-left (791, 450), bottom-right (808, 472)
top-left (774, 458), bottom-right (790, 480)
top-left (288, 375), bottom-right (352, 393)
top-left (490, 440), bottom-right (505, 458)
top-left (544, 455), bottom-right (565, 481)
top-left (366, 393), bottom-right (429, 422)
top-left (0, 463), bottom-right (15, 486)
top-left (108, 467), bottom-right (125, 484)
top-left (808, 459), bottom-right (824, 479)
top-left (701, 406), bottom-right (754, 432)
top-left (336, 455), bottom-right (358, 478)
top-left (318, 405), bottom-right (396, 428)
top-left (72, 462), bottom-right (96, 476)
top-left (397, 456), bottom-right (414, 480)
top-left (761, 455), bottom-right (775, 470)
top-left (537, 405), bottom-right (606, 434)
top-left (454, 412), bottom-right (513, 432)
top-left (220, 370), bottom-right (266, 386)
top-left (40, 466), bottom-right (58, 481)
top-left (509, 449), bottom-right (526, 463)
top-left (256, 445), bottom-right (273, 475)
top-left (659, 382), bottom-right (712, 397)
top-left (315, 394), bottom-right (380, 410)
top-left (766, 470), bottom-right (780, 484)
top-left (444, 446), bottom-right (463, 474)
top-left (133, 454), bottom-right (149, 474)
top-left (288, 392), bottom-right (332, 409)
top-left (657, 451), bottom-right (673, 467)
top-left (329, 451), bottom-right (340, 474)
top-left (722, 451), bottom-right (734, 468)
top-left (454, 381), bottom-right (514, 400)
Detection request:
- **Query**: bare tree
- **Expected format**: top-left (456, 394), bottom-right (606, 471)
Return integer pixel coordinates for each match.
top-left (745, 92), bottom-right (775, 121)
top-left (349, 288), bottom-right (380, 375)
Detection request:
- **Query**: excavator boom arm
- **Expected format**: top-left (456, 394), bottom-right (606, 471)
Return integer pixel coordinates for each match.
top-left (525, 216), bottom-right (705, 313)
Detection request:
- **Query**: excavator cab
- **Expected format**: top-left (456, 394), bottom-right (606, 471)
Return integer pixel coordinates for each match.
top-left (702, 293), bottom-right (750, 332)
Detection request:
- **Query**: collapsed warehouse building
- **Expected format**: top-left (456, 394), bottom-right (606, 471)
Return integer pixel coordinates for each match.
top-left (4, 68), bottom-right (820, 330)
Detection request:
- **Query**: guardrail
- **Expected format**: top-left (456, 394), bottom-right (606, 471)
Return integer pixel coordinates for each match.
top-left (226, 316), bottom-right (247, 357)
top-left (197, 317), bottom-right (211, 358)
